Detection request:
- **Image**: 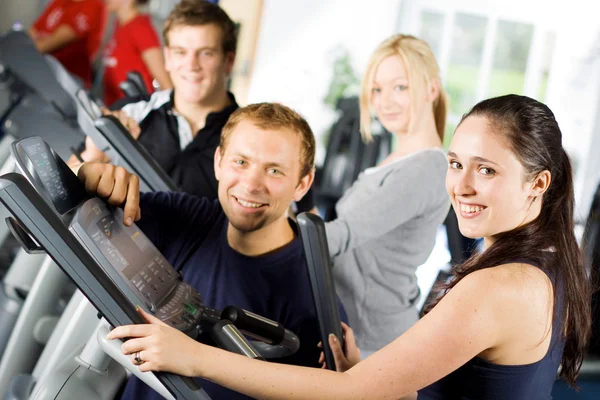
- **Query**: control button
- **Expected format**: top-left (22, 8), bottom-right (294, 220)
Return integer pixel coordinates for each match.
top-left (145, 302), bottom-right (156, 314)
top-left (183, 303), bottom-right (198, 315)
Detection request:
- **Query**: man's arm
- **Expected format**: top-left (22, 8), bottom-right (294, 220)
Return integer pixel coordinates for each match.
top-left (67, 135), bottom-right (112, 169)
top-left (74, 162), bottom-right (219, 256)
top-left (67, 109), bottom-right (141, 167)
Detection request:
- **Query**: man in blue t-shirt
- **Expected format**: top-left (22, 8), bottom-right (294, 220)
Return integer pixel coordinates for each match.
top-left (76, 102), bottom-right (347, 400)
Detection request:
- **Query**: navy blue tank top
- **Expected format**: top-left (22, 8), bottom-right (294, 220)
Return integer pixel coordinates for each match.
top-left (418, 262), bottom-right (565, 400)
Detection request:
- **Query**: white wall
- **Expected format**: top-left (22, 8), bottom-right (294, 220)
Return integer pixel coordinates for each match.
top-left (248, 0), bottom-right (403, 164)
top-left (0, 0), bottom-right (44, 33)
top-left (543, 0), bottom-right (600, 219)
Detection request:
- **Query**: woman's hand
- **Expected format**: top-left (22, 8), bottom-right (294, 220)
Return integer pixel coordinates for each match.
top-left (106, 307), bottom-right (203, 376)
top-left (318, 322), bottom-right (361, 372)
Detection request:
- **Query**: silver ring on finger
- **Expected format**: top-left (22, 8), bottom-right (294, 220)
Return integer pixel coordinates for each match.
top-left (134, 351), bottom-right (143, 365)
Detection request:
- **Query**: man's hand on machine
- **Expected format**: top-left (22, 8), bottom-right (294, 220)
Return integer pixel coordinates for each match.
top-left (107, 307), bottom-right (202, 376)
top-left (80, 136), bottom-right (111, 163)
top-left (100, 107), bottom-right (142, 139)
top-left (318, 322), bottom-right (361, 372)
top-left (77, 163), bottom-right (142, 225)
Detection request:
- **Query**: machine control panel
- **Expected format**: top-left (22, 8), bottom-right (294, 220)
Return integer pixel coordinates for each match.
top-left (70, 197), bottom-right (205, 334)
top-left (12, 137), bottom-right (205, 334)
top-left (12, 137), bottom-right (88, 215)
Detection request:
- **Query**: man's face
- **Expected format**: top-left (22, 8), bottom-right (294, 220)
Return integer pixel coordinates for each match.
top-left (164, 24), bottom-right (235, 106)
top-left (215, 120), bottom-right (313, 234)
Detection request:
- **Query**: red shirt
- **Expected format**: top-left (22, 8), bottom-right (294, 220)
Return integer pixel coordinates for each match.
top-left (102, 14), bottom-right (161, 106)
top-left (33, 0), bottom-right (106, 87)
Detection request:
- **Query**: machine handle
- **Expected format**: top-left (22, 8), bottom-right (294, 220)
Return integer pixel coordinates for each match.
top-left (211, 320), bottom-right (264, 360)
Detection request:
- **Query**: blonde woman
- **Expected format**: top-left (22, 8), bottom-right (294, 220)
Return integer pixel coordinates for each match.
top-left (324, 34), bottom-right (450, 357)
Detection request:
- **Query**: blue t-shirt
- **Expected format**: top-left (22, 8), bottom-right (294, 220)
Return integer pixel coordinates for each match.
top-left (120, 192), bottom-right (347, 400)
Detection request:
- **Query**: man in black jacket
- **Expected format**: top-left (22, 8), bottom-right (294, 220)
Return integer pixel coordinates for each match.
top-left (72, 0), bottom-right (238, 199)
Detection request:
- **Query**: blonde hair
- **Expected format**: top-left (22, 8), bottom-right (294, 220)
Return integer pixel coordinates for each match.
top-left (359, 34), bottom-right (448, 141)
top-left (220, 103), bottom-right (316, 179)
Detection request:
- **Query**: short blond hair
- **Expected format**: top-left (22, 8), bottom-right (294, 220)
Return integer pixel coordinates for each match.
top-left (360, 34), bottom-right (448, 141)
top-left (220, 103), bottom-right (316, 179)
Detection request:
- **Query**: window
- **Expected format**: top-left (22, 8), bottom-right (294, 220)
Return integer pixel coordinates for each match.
top-left (408, 2), bottom-right (556, 147)
top-left (486, 20), bottom-right (533, 98)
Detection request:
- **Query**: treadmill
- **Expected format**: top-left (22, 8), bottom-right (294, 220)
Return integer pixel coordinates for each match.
top-left (73, 89), bottom-right (177, 193)
top-left (0, 30), bottom-right (178, 390)
top-left (0, 30), bottom-right (87, 382)
top-left (0, 29), bottom-right (176, 194)
top-left (0, 30), bottom-right (83, 160)
top-left (1, 136), bottom-right (302, 399)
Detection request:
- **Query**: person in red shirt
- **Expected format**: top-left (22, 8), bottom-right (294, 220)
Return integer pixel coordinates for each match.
top-left (102, 0), bottom-right (172, 106)
top-left (29, 0), bottom-right (107, 87)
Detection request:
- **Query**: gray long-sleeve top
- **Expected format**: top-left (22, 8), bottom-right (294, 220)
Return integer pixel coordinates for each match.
top-left (325, 148), bottom-right (450, 352)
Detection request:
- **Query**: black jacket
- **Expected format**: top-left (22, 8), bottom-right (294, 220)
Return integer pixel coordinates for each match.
top-left (114, 90), bottom-right (238, 199)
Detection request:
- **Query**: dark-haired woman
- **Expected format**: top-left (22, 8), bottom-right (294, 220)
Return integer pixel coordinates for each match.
top-left (102, 0), bottom-right (172, 106)
top-left (106, 94), bottom-right (591, 400)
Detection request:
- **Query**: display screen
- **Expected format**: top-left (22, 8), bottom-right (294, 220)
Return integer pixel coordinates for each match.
top-left (72, 200), bottom-right (179, 309)
top-left (91, 213), bottom-right (153, 279)
top-left (19, 139), bottom-right (89, 215)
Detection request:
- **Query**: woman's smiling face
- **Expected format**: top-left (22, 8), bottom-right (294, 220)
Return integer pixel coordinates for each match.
top-left (446, 115), bottom-right (539, 243)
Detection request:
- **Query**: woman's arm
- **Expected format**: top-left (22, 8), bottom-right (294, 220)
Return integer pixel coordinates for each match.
top-left (31, 24), bottom-right (78, 54)
top-left (28, 28), bottom-right (39, 40)
top-left (109, 268), bottom-right (510, 399)
top-left (141, 48), bottom-right (172, 91)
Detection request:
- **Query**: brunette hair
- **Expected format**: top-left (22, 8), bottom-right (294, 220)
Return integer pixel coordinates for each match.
top-left (425, 94), bottom-right (591, 387)
top-left (163, 0), bottom-right (237, 53)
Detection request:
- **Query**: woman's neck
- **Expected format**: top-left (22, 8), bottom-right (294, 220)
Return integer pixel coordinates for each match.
top-left (383, 116), bottom-right (442, 165)
top-left (116, 6), bottom-right (139, 24)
